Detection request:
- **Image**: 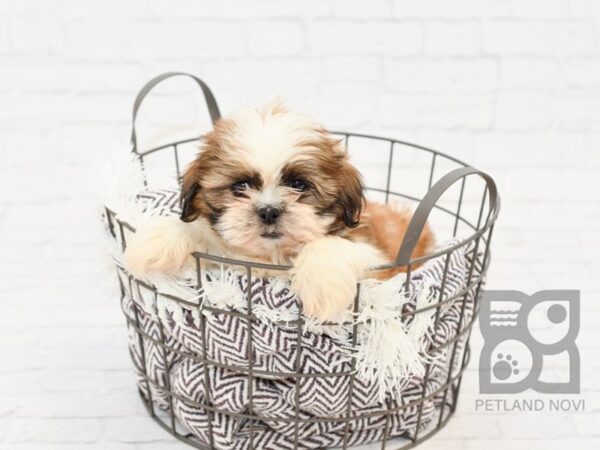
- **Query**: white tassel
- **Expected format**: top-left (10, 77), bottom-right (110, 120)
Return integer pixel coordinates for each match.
top-left (202, 264), bottom-right (246, 310)
top-left (347, 273), bottom-right (447, 401)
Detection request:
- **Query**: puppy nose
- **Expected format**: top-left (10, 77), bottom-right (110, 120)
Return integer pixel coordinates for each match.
top-left (258, 206), bottom-right (281, 225)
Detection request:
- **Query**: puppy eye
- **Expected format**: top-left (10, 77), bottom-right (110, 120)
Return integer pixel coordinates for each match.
top-left (232, 181), bottom-right (251, 193)
top-left (287, 179), bottom-right (308, 192)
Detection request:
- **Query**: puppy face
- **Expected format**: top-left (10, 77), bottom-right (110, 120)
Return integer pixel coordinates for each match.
top-left (180, 102), bottom-right (364, 263)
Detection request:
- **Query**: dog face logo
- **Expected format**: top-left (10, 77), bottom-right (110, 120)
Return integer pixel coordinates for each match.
top-left (479, 290), bottom-right (580, 394)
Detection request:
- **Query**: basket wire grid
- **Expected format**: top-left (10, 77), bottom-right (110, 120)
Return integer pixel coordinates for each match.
top-left (103, 72), bottom-right (500, 450)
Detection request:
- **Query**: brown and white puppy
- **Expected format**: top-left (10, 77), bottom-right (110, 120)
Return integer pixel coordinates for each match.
top-left (124, 101), bottom-right (433, 321)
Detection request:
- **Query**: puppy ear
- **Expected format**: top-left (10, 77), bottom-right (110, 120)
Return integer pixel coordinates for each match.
top-left (180, 181), bottom-right (200, 223)
top-left (337, 157), bottom-right (364, 228)
top-left (179, 125), bottom-right (224, 223)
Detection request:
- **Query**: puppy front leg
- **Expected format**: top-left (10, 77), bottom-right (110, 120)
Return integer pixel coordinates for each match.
top-left (290, 236), bottom-right (385, 321)
top-left (123, 216), bottom-right (204, 277)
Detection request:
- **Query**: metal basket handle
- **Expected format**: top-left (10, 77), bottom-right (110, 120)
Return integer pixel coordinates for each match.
top-left (395, 166), bottom-right (498, 266)
top-left (130, 72), bottom-right (221, 153)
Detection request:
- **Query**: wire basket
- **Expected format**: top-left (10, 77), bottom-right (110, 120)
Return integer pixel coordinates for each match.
top-left (103, 72), bottom-right (500, 450)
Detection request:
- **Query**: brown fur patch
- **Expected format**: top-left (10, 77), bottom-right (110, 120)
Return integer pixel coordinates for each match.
top-left (345, 202), bottom-right (435, 279)
top-left (279, 138), bottom-right (364, 231)
top-left (180, 118), bottom-right (258, 223)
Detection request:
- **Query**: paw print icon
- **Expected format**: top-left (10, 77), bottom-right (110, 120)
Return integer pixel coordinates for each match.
top-left (493, 353), bottom-right (520, 380)
top-left (479, 290), bottom-right (580, 394)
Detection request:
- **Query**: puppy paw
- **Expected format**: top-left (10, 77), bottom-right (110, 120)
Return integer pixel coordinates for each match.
top-left (290, 237), bottom-right (382, 322)
top-left (291, 258), bottom-right (358, 322)
top-left (124, 216), bottom-right (195, 277)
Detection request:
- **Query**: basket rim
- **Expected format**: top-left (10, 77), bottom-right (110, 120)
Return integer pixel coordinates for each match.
top-left (112, 130), bottom-right (500, 273)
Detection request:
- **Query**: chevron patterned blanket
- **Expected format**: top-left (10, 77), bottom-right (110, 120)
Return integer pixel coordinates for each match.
top-left (115, 189), bottom-right (475, 450)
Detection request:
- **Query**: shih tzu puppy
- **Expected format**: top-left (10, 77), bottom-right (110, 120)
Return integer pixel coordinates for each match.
top-left (124, 101), bottom-right (433, 321)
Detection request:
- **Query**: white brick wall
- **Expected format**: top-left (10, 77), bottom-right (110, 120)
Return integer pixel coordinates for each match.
top-left (1, 0), bottom-right (599, 449)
